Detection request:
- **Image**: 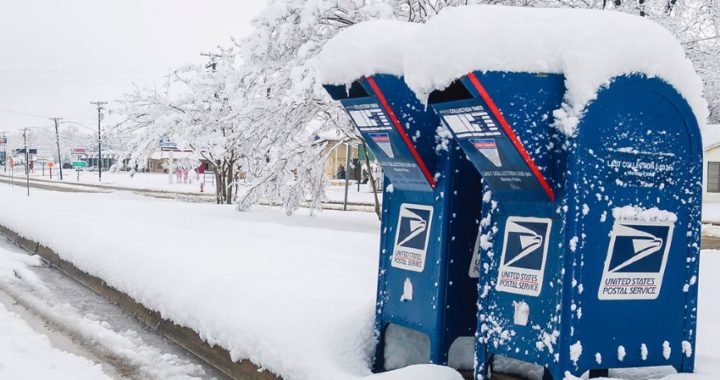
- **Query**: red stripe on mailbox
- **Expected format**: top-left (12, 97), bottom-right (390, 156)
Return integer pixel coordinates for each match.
top-left (466, 72), bottom-right (555, 202)
top-left (365, 76), bottom-right (437, 189)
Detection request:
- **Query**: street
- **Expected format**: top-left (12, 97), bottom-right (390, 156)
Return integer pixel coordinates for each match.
top-left (0, 236), bottom-right (228, 380)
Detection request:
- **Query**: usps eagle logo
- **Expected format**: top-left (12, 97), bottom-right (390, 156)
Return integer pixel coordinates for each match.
top-left (496, 217), bottom-right (552, 297)
top-left (392, 204), bottom-right (433, 272)
top-left (599, 221), bottom-right (674, 300)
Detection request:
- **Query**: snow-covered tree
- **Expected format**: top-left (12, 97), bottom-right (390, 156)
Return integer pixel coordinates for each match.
top-left (234, 0), bottom-right (458, 215)
top-left (3, 122), bottom-right (95, 165)
top-left (115, 0), bottom-right (719, 214)
top-left (114, 48), bottom-right (250, 204)
top-left (234, 0), bottom-right (718, 214)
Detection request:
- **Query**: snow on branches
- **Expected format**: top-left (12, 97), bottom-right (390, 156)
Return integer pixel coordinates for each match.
top-left (113, 48), bottom-right (247, 204)
top-left (115, 0), bottom-right (719, 214)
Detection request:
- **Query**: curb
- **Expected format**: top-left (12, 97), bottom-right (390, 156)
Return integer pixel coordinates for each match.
top-left (0, 223), bottom-right (280, 380)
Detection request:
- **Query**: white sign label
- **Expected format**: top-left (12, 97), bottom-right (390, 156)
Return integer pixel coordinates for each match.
top-left (598, 220), bottom-right (674, 300)
top-left (496, 217), bottom-right (552, 297)
top-left (348, 106), bottom-right (391, 132)
top-left (392, 204), bottom-right (433, 272)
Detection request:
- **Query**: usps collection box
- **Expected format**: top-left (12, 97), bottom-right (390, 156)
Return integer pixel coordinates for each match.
top-left (324, 73), bottom-right (482, 370)
top-left (318, 5), bottom-right (705, 380)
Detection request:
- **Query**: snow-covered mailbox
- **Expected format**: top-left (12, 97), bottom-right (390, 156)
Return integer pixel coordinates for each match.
top-left (317, 21), bottom-right (483, 370)
top-left (405, 6), bottom-right (707, 379)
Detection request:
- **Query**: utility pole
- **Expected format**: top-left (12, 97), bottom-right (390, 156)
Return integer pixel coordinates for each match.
top-left (50, 118), bottom-right (63, 180)
top-left (21, 127), bottom-right (31, 196)
top-left (0, 131), bottom-right (7, 174)
top-left (200, 52), bottom-right (224, 71)
top-left (90, 101), bottom-right (107, 182)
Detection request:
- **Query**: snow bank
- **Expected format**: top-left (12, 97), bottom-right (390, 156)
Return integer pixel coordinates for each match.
top-left (370, 364), bottom-right (464, 380)
top-left (0, 186), bottom-right (464, 380)
top-left (403, 5), bottom-right (708, 134)
top-left (0, 188), bottom-right (377, 380)
top-left (316, 20), bottom-right (419, 84)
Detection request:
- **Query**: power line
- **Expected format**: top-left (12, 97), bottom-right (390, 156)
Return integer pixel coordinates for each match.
top-left (0, 106), bottom-right (51, 119)
top-left (0, 107), bottom-right (97, 122)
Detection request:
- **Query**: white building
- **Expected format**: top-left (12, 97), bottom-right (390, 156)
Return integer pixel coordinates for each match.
top-left (146, 149), bottom-right (195, 173)
top-left (702, 124), bottom-right (720, 202)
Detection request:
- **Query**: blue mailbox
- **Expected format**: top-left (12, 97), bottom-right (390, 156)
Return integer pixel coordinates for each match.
top-left (324, 74), bottom-right (482, 370)
top-left (429, 71), bottom-right (701, 379)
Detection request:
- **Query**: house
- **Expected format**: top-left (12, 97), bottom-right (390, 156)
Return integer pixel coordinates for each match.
top-left (702, 124), bottom-right (720, 202)
top-left (314, 129), bottom-right (366, 183)
top-left (146, 149), bottom-right (195, 173)
top-left (84, 151), bottom-right (119, 170)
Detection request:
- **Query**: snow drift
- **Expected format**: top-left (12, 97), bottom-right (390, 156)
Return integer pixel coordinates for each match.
top-left (402, 5), bottom-right (708, 134)
top-left (315, 20), bottom-right (419, 85)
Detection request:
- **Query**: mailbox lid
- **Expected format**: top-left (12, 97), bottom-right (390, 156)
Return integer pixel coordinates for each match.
top-left (325, 75), bottom-right (441, 192)
top-left (431, 71), bottom-right (566, 203)
top-left (341, 96), bottom-right (433, 192)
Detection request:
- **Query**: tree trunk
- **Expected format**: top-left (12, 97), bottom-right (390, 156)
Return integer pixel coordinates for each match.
top-left (215, 160), bottom-right (224, 204)
top-left (225, 164), bottom-right (234, 204)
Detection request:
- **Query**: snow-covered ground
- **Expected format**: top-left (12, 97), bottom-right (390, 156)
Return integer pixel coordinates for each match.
top-left (3, 166), bottom-right (211, 193)
top-left (0, 300), bottom-right (111, 379)
top-left (0, 184), bottom-right (454, 380)
top-left (325, 183), bottom-right (379, 204)
top-left (0, 247), bottom-right (112, 379)
top-left (702, 202), bottom-right (720, 224)
top-left (0, 182), bottom-right (718, 379)
top-left (1, 167), bottom-right (379, 205)
top-left (0, 237), bottom-right (228, 379)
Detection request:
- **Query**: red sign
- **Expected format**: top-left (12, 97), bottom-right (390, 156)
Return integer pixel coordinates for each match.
top-left (72, 147), bottom-right (88, 154)
top-left (0, 137), bottom-right (7, 144)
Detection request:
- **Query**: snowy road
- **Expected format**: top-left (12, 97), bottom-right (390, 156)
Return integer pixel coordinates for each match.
top-left (0, 237), bottom-right (229, 380)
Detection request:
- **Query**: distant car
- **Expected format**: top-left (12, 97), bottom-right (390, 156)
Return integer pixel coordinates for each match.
top-left (62, 163), bottom-right (73, 169)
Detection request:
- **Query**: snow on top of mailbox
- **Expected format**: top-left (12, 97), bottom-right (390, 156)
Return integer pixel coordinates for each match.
top-left (403, 5), bottom-right (708, 135)
top-left (316, 20), bottom-right (419, 85)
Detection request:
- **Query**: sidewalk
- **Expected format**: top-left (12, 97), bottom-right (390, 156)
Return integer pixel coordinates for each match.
top-left (0, 184), bottom-right (461, 380)
top-left (0, 169), bottom-right (379, 206)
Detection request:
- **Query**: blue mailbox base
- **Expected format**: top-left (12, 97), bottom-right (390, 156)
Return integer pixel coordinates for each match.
top-left (373, 143), bottom-right (482, 371)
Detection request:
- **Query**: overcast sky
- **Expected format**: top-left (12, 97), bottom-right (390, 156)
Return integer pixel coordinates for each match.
top-left (0, 0), bottom-right (266, 134)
